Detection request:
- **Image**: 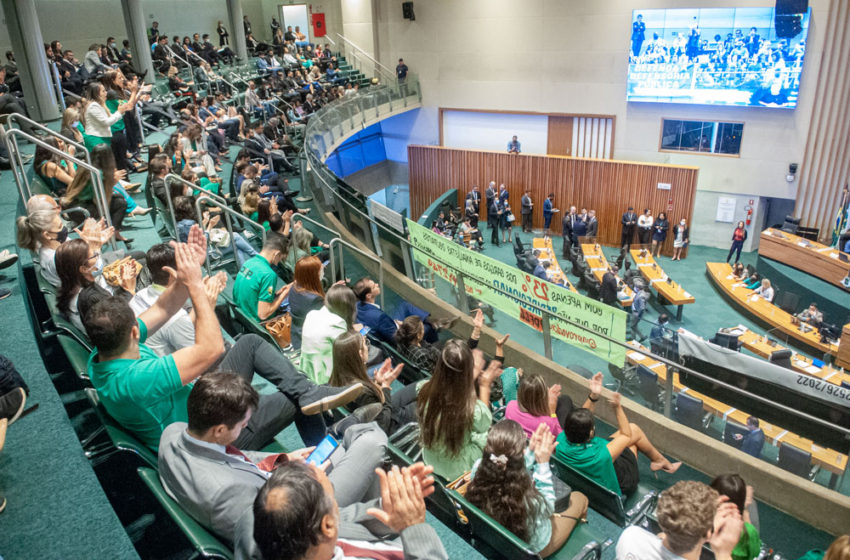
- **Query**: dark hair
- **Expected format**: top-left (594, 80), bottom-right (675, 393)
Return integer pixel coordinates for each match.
top-left (187, 372), bottom-right (259, 433)
top-left (253, 462), bottom-right (334, 560)
top-left (564, 408), bottom-right (594, 443)
top-left (466, 420), bottom-right (544, 542)
top-left (352, 277), bottom-right (373, 302)
top-left (709, 473), bottom-right (747, 514)
top-left (325, 284), bottom-right (357, 329)
top-left (83, 296), bottom-right (137, 356)
top-left (658, 313), bottom-right (669, 324)
top-left (33, 136), bottom-right (61, 174)
top-left (146, 243), bottom-right (175, 286)
top-left (328, 332), bottom-right (383, 402)
top-left (517, 373), bottom-right (550, 418)
top-left (257, 198), bottom-right (272, 225)
top-left (395, 315), bottom-right (423, 347)
top-left (417, 339), bottom-right (476, 456)
top-left (262, 231), bottom-right (289, 256)
top-left (55, 239), bottom-right (91, 316)
top-left (173, 196), bottom-right (195, 222)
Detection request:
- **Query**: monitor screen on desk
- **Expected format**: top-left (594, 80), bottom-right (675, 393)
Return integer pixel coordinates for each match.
top-left (627, 7), bottom-right (811, 108)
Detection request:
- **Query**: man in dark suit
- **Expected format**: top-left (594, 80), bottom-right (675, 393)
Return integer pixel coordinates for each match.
top-left (243, 457), bottom-right (448, 560)
top-left (159, 372), bottom-right (387, 547)
top-left (600, 266), bottom-right (619, 306)
top-left (152, 36), bottom-right (173, 74)
top-left (353, 277), bottom-right (450, 344)
top-left (586, 209), bottom-right (599, 238)
top-left (57, 49), bottom-right (84, 95)
top-left (562, 206), bottom-right (578, 257)
top-left (631, 14), bottom-right (646, 57)
top-left (489, 197), bottom-right (502, 246)
top-left (621, 206), bottom-right (637, 250)
top-left (484, 181), bottom-right (497, 228)
top-left (733, 416), bottom-right (765, 458)
top-left (521, 189), bottom-right (533, 232)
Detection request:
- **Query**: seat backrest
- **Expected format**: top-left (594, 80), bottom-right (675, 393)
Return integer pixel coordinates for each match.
top-left (722, 420), bottom-right (748, 449)
top-left (446, 487), bottom-right (541, 560)
top-left (550, 455), bottom-right (627, 526)
top-left (674, 392), bottom-right (705, 431)
top-left (137, 467), bottom-right (234, 560)
top-left (636, 365), bottom-right (660, 407)
top-left (841, 380), bottom-right (850, 390)
top-left (711, 332), bottom-right (740, 350)
top-left (777, 444), bottom-right (812, 477)
top-left (84, 388), bottom-right (158, 468)
top-left (768, 349), bottom-right (793, 369)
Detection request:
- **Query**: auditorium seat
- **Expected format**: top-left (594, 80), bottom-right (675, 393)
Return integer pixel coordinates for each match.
top-left (722, 420), bottom-right (748, 450)
top-left (84, 388), bottom-right (158, 469)
top-left (137, 467), bottom-right (235, 560)
top-left (781, 215), bottom-right (801, 235)
top-left (775, 291), bottom-right (800, 315)
top-left (709, 331), bottom-right (742, 351)
top-left (673, 393), bottom-right (709, 432)
top-left (768, 349), bottom-right (793, 369)
top-left (607, 363), bottom-right (638, 396)
top-left (636, 365), bottom-right (663, 411)
top-left (778, 444), bottom-right (817, 481)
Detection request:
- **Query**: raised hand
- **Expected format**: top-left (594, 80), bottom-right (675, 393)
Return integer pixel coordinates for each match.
top-left (166, 240), bottom-right (204, 288)
top-left (366, 466), bottom-right (427, 533)
top-left (203, 271), bottom-right (227, 305)
top-left (472, 348), bottom-right (486, 379)
top-left (589, 372), bottom-right (603, 399)
top-left (607, 391), bottom-right (622, 408)
top-left (186, 223), bottom-right (208, 265)
top-left (529, 423), bottom-right (557, 464)
top-left (119, 261), bottom-right (138, 293)
top-left (496, 333), bottom-right (510, 347)
top-left (548, 383), bottom-right (561, 413)
top-left (710, 500), bottom-right (744, 558)
top-left (472, 308), bottom-right (484, 330)
top-left (374, 359), bottom-right (403, 388)
top-left (479, 358), bottom-right (502, 385)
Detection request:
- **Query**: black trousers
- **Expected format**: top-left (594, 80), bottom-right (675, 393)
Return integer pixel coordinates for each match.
top-left (621, 229), bottom-right (634, 249)
top-left (80, 195), bottom-right (127, 231)
top-left (522, 212), bottom-right (532, 232)
top-left (110, 129), bottom-right (132, 173)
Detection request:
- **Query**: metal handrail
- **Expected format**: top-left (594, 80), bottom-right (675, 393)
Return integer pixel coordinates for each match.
top-left (334, 33), bottom-right (395, 78)
top-left (5, 112), bottom-right (91, 166)
top-left (163, 174), bottom-right (227, 243)
top-left (328, 237), bottom-right (383, 310)
top-left (291, 211), bottom-right (340, 238)
top-left (0, 128), bottom-right (112, 245)
top-left (194, 195), bottom-right (267, 276)
top-left (165, 173), bottom-right (227, 203)
top-left (305, 145), bottom-right (850, 443)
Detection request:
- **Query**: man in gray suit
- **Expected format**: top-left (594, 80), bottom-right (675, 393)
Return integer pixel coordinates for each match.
top-left (158, 372), bottom-right (388, 546)
top-left (521, 189), bottom-right (533, 232)
top-left (248, 461), bottom-right (448, 560)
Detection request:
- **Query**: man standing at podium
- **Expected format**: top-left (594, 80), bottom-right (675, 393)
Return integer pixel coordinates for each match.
top-left (507, 135), bottom-right (521, 154)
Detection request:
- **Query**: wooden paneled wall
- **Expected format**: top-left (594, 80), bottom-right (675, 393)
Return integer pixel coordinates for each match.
top-left (409, 145), bottom-right (699, 255)
top-left (547, 116), bottom-right (573, 156)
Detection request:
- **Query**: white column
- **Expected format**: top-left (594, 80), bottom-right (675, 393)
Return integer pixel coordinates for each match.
top-left (227, 0), bottom-right (248, 61)
top-left (120, 0), bottom-right (155, 83)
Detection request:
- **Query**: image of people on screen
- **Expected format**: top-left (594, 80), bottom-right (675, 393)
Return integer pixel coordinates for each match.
top-left (627, 8), bottom-right (809, 108)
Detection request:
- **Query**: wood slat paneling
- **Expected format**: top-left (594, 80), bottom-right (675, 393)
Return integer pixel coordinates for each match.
top-left (547, 116), bottom-right (573, 156)
top-left (409, 146), bottom-right (699, 255)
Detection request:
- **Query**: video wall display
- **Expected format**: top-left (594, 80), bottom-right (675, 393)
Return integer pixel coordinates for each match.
top-left (627, 7), bottom-right (811, 108)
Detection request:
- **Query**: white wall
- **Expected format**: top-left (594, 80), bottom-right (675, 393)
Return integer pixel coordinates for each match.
top-left (341, 0), bottom-right (375, 57)
top-left (442, 110), bottom-right (548, 154)
top-left (690, 191), bottom-right (766, 250)
top-left (370, 0), bottom-right (829, 204)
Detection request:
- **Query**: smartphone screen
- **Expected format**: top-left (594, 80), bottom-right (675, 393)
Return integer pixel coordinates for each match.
top-left (305, 435), bottom-right (339, 465)
top-left (359, 326), bottom-right (372, 336)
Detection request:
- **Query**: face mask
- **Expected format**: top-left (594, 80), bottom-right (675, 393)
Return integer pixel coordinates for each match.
top-left (92, 259), bottom-right (104, 277)
top-left (71, 120), bottom-right (80, 128)
top-left (680, 220), bottom-right (686, 225)
top-left (54, 225), bottom-right (69, 243)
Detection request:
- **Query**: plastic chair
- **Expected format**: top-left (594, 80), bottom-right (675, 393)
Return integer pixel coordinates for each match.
top-left (673, 392), bottom-right (708, 432)
top-left (84, 388), bottom-right (158, 469)
top-left (768, 349), bottom-right (793, 370)
top-left (636, 365), bottom-right (662, 411)
top-left (137, 467), bottom-right (234, 560)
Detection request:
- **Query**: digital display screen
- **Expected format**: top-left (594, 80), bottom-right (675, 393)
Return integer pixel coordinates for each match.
top-left (627, 8), bottom-right (811, 108)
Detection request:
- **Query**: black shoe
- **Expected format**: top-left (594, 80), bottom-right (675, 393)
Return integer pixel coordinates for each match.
top-left (329, 403), bottom-right (383, 439)
top-left (300, 383), bottom-right (364, 416)
top-left (0, 387), bottom-right (26, 424)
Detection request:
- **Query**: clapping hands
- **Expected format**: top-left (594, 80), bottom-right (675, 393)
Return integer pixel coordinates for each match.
top-left (374, 358), bottom-right (403, 389)
top-left (529, 423), bottom-right (557, 464)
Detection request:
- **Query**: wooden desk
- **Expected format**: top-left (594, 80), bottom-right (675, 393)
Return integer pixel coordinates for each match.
top-left (759, 228), bottom-right (850, 291)
top-left (630, 249), bottom-right (695, 321)
top-left (625, 341), bottom-right (848, 479)
top-left (531, 238), bottom-right (577, 292)
top-left (706, 262), bottom-right (841, 357)
top-left (728, 326), bottom-right (850, 387)
top-left (581, 243), bottom-right (634, 306)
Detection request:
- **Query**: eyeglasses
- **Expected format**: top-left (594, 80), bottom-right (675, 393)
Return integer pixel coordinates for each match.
top-left (87, 252), bottom-right (101, 263)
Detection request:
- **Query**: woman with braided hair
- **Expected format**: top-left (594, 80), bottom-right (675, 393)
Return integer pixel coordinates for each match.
top-left (466, 420), bottom-right (589, 556)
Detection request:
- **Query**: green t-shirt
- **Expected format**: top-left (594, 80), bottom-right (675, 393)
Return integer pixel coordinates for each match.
top-left (193, 176), bottom-right (220, 197)
top-left (233, 254), bottom-right (277, 322)
top-left (248, 211), bottom-right (270, 231)
top-left (104, 98), bottom-right (126, 132)
top-left (554, 434), bottom-right (622, 495)
top-left (86, 319), bottom-right (190, 451)
top-left (732, 522), bottom-right (761, 560)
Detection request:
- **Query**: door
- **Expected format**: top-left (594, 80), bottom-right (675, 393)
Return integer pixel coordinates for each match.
top-left (280, 4), bottom-right (311, 43)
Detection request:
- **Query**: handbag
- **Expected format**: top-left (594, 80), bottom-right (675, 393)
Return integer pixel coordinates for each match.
top-left (506, 212), bottom-right (516, 223)
top-left (208, 227), bottom-right (231, 248)
top-left (263, 313), bottom-right (292, 347)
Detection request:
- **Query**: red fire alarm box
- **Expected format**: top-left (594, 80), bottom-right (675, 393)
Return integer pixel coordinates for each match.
top-left (312, 13), bottom-right (326, 37)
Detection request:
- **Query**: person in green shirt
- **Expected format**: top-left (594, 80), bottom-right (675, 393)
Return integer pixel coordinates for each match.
top-left (232, 233), bottom-right (291, 322)
top-left (417, 337), bottom-right (503, 481)
top-left (555, 374), bottom-right (680, 496)
top-left (84, 227), bottom-right (364, 450)
top-left (709, 474), bottom-right (762, 560)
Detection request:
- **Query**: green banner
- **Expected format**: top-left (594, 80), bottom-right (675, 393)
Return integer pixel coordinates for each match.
top-left (407, 219), bottom-right (627, 366)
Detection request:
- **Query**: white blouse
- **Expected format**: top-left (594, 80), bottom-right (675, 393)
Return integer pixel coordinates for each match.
top-left (84, 102), bottom-right (123, 138)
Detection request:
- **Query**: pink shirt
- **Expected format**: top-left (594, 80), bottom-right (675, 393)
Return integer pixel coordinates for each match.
top-left (505, 400), bottom-right (562, 438)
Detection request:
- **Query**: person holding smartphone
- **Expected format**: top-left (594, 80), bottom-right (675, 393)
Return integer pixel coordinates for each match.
top-left (158, 372), bottom-right (388, 546)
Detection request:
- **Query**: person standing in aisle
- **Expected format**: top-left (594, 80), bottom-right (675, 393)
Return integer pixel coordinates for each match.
top-left (726, 221), bottom-right (747, 264)
top-left (521, 189), bottom-right (533, 232)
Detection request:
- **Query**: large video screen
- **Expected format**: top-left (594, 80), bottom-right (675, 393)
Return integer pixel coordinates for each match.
top-left (627, 7), bottom-right (811, 108)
